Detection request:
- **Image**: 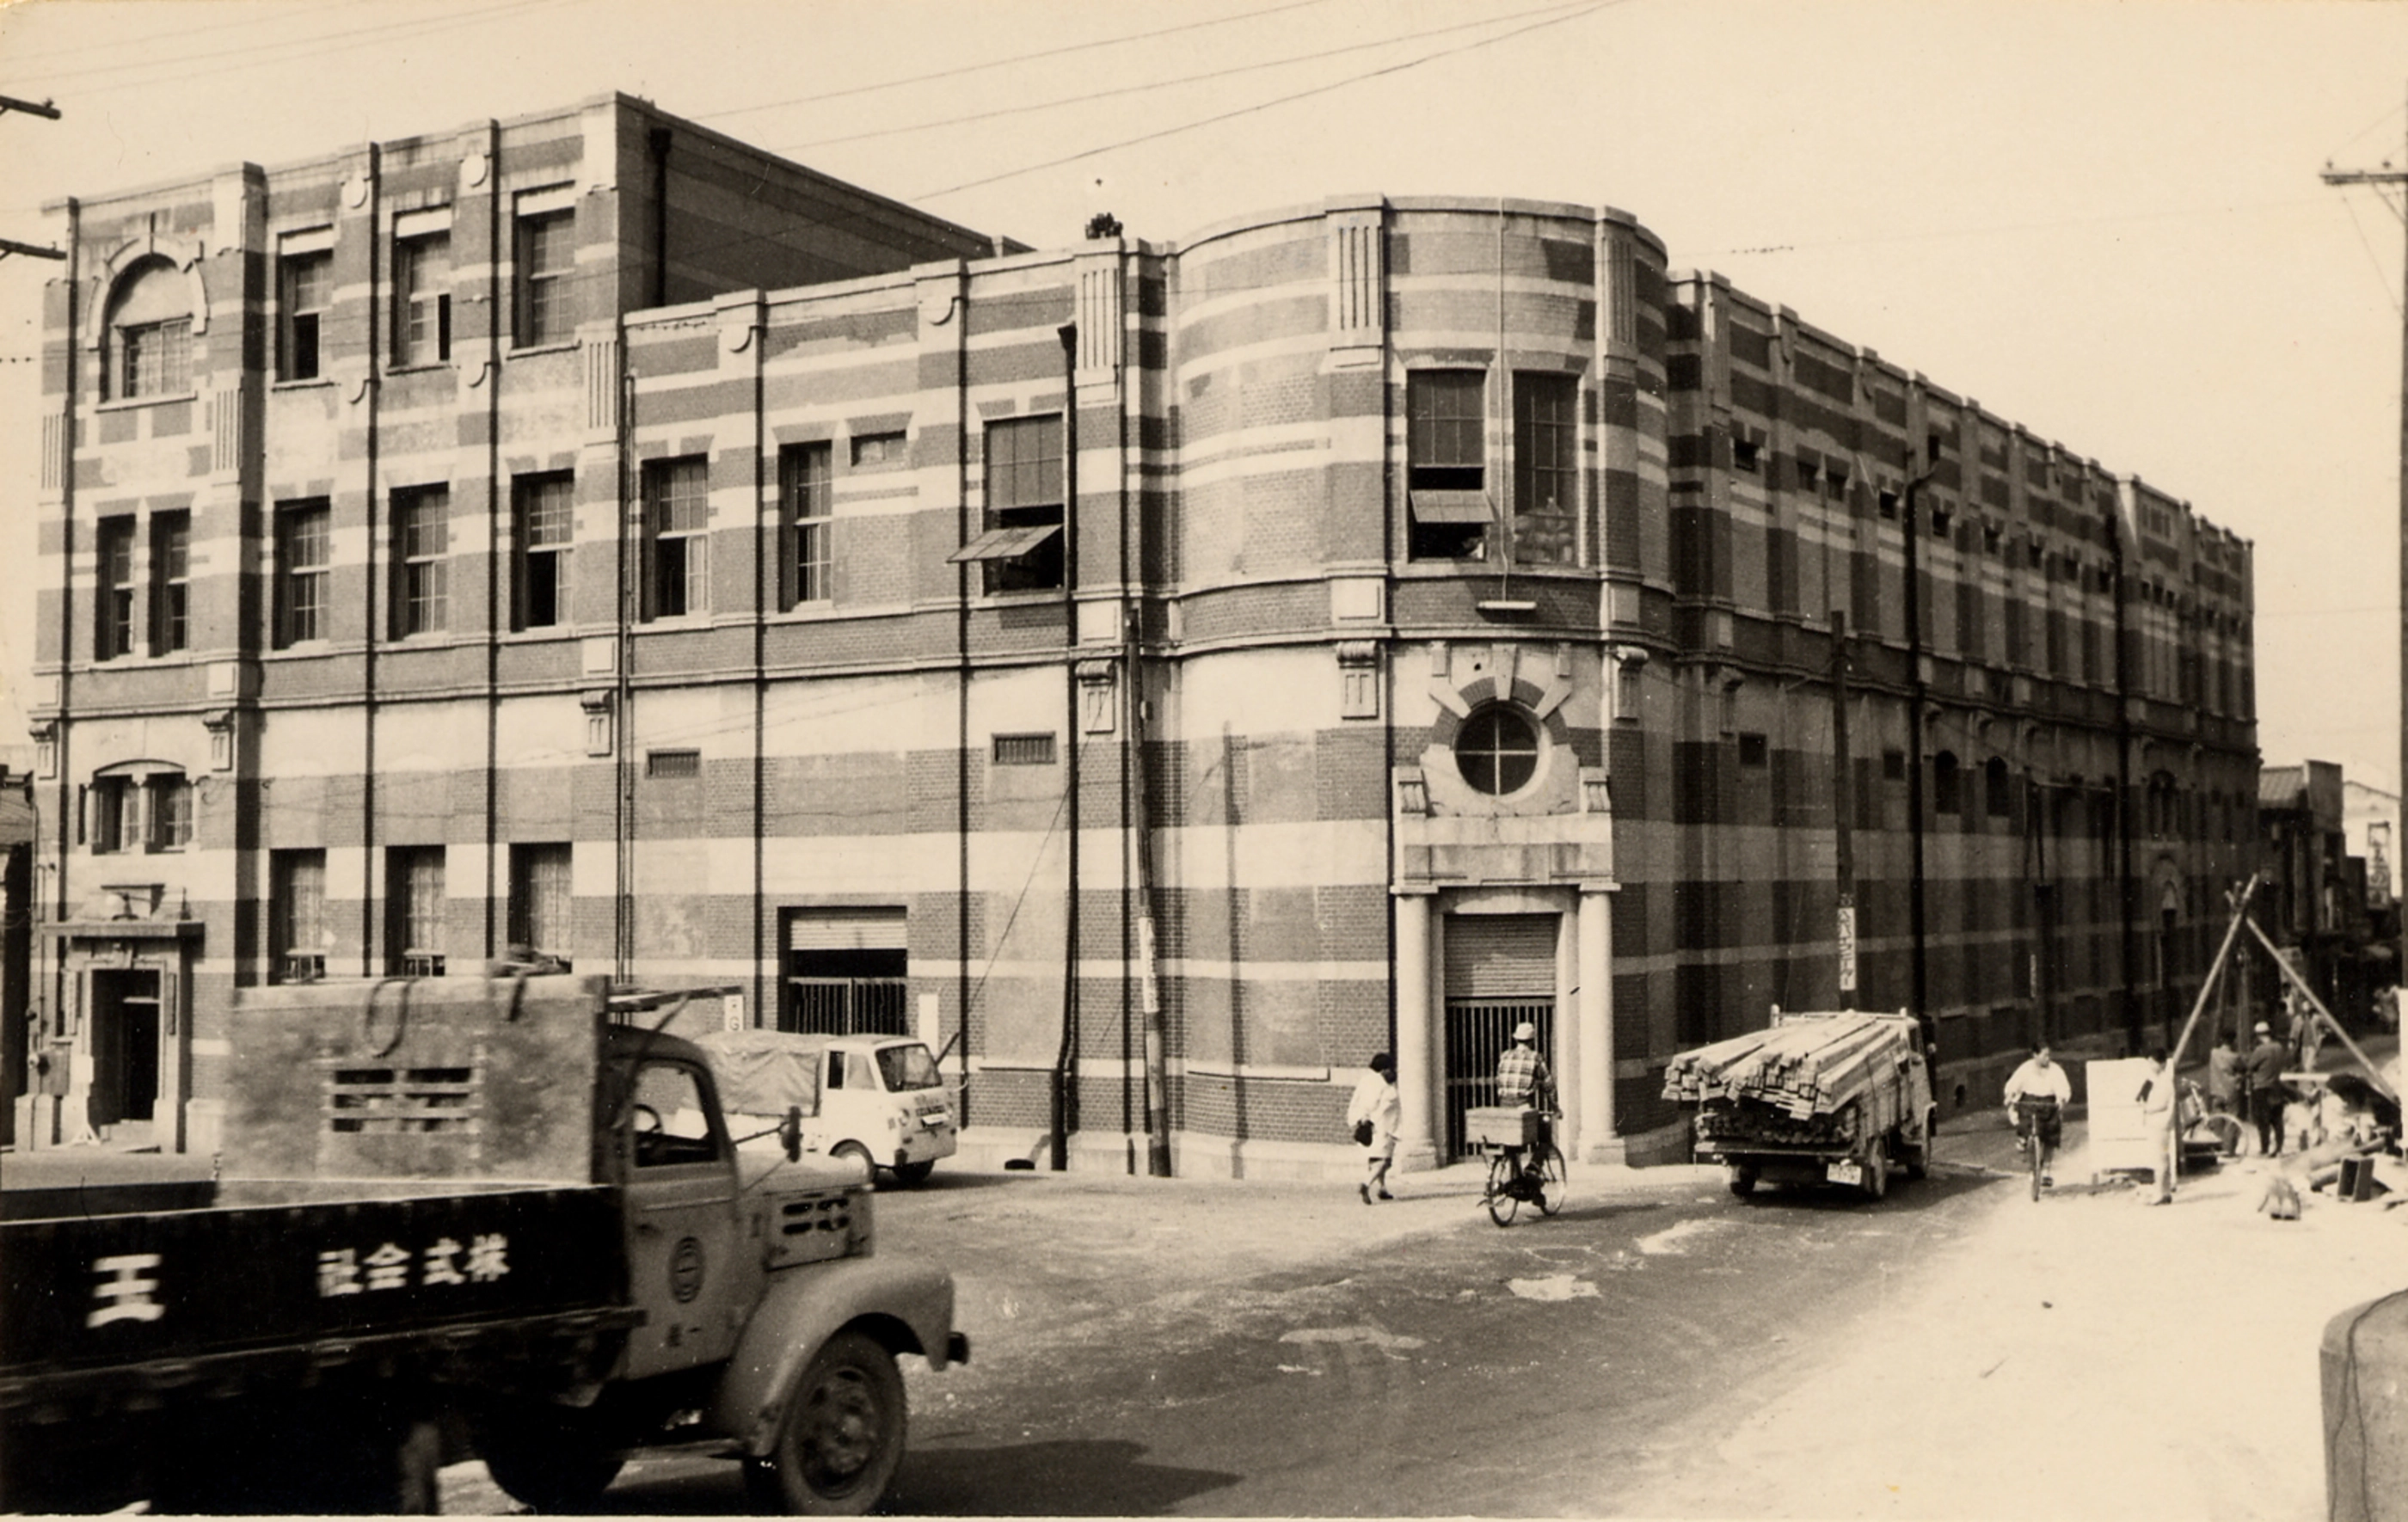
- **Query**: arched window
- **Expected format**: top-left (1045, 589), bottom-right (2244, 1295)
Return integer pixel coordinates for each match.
top-left (107, 260), bottom-right (194, 401)
top-left (1984, 757), bottom-right (2012, 819)
top-left (1453, 704), bottom-right (1541, 796)
top-left (1932, 751), bottom-right (1961, 817)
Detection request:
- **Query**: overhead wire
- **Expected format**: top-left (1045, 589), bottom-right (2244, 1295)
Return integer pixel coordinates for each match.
top-left (703, 0), bottom-right (1345, 122)
top-left (771, 0), bottom-right (1610, 155)
top-left (913, 0), bottom-right (1621, 201)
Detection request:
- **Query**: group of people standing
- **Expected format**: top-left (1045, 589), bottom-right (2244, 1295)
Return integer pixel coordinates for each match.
top-left (2204, 1017), bottom-right (2330, 1159)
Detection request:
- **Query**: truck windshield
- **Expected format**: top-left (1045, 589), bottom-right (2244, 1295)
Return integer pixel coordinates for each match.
top-left (876, 1043), bottom-right (943, 1091)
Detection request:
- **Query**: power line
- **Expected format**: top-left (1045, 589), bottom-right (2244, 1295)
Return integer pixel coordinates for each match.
top-left (771, 0), bottom-right (1604, 156)
top-left (704, 0), bottom-right (1343, 122)
top-left (912, 0), bottom-right (1622, 201)
top-left (14, 0), bottom-right (581, 95)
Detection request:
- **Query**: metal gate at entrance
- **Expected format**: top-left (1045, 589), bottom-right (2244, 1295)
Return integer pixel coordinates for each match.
top-left (1444, 999), bottom-right (1556, 1160)
top-left (780, 908), bottom-right (909, 1036)
top-left (1440, 911), bottom-right (1561, 1162)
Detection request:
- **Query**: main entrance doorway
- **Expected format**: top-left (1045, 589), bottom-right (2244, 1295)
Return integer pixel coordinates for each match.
top-left (1440, 913), bottom-right (1559, 1161)
top-left (89, 968), bottom-right (161, 1136)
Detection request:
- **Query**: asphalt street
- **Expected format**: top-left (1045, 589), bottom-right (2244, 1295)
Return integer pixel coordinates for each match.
top-left (441, 1135), bottom-right (2018, 1516)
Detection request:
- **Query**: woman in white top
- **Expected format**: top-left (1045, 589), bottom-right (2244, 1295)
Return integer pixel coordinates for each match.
top-left (1346, 1053), bottom-right (1401, 1204)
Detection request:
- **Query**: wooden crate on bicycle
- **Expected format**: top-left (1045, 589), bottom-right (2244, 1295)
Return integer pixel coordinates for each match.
top-left (1465, 1106), bottom-right (1543, 1151)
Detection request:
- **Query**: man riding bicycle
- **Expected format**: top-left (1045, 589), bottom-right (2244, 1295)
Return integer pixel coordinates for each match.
top-left (1497, 1022), bottom-right (1557, 1148)
top-left (2003, 1044), bottom-right (2073, 1188)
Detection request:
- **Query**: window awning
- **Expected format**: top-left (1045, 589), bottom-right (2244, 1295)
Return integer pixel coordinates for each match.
top-left (948, 524), bottom-right (1062, 563)
top-left (1409, 490), bottom-right (1494, 525)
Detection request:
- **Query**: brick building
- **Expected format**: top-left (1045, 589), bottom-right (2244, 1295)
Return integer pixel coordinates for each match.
top-left (22, 97), bottom-right (2258, 1172)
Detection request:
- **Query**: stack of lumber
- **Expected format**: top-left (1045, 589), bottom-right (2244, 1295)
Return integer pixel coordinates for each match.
top-left (1661, 1012), bottom-right (1906, 1120)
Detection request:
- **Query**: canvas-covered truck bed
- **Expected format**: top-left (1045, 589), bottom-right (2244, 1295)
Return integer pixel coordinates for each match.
top-left (1663, 1007), bottom-right (1937, 1200)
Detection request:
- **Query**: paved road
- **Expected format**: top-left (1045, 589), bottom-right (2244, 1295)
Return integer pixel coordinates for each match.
top-left (445, 1141), bottom-right (2014, 1516)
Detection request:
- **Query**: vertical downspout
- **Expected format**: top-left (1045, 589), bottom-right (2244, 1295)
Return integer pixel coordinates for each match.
top-left (749, 297), bottom-right (766, 1033)
top-left (1903, 454), bottom-right (1934, 1049)
top-left (49, 198), bottom-right (81, 1070)
top-left (481, 133), bottom-right (503, 956)
top-left (1123, 254), bottom-right (1170, 1177)
top-left (951, 281), bottom-right (973, 1116)
top-left (360, 145), bottom-right (382, 976)
top-left (615, 323), bottom-right (635, 984)
top-left (2112, 481), bottom-right (2139, 1051)
top-left (1051, 322), bottom-right (1079, 1171)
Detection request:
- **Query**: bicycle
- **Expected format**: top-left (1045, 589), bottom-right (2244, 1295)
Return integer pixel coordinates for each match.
top-left (1471, 1108), bottom-right (1568, 1226)
top-left (2012, 1095), bottom-right (2062, 1202)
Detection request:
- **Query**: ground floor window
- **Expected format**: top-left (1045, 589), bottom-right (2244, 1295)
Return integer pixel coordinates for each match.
top-left (781, 907), bottom-right (906, 1035)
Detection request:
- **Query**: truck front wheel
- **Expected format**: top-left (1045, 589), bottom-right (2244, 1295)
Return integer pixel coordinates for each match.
top-left (744, 1330), bottom-right (907, 1515)
top-left (1861, 1136), bottom-right (1891, 1200)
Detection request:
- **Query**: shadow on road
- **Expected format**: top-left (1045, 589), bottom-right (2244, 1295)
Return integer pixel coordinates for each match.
top-left (893, 1439), bottom-right (1241, 1516)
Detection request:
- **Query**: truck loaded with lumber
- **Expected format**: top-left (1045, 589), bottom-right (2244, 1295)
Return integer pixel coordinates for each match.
top-left (1662, 1007), bottom-right (1937, 1200)
top-left (0, 974), bottom-right (968, 1515)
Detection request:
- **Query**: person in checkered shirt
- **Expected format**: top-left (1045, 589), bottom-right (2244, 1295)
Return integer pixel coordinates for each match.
top-left (1496, 1022), bottom-right (1554, 1108)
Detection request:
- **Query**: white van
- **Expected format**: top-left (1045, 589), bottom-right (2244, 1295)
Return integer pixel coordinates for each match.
top-left (692, 1028), bottom-right (959, 1184)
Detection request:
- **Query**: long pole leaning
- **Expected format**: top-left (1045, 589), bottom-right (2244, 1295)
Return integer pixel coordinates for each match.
top-left (2243, 917), bottom-right (2399, 1103)
top-left (2165, 873), bottom-right (2260, 1077)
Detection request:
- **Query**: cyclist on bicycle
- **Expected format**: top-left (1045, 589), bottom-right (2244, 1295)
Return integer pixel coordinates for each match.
top-left (2003, 1044), bottom-right (2073, 1188)
top-left (1497, 1022), bottom-right (1556, 1147)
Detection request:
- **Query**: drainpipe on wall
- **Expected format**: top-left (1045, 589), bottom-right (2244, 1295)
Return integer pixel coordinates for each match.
top-left (2111, 479), bottom-right (2140, 1053)
top-left (1902, 458), bottom-right (1936, 1052)
top-left (1051, 322), bottom-right (1080, 1171)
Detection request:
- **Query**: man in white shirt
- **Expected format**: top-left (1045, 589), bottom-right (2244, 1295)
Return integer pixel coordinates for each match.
top-left (2003, 1045), bottom-right (2073, 1186)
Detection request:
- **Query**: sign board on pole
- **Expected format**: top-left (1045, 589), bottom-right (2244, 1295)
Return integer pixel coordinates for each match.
top-left (1836, 899), bottom-right (1858, 994)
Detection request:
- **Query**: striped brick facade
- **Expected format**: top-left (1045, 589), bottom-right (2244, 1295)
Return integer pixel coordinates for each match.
top-left (24, 103), bottom-right (2256, 1175)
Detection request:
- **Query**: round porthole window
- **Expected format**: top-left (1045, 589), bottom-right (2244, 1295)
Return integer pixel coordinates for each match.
top-left (1454, 704), bottom-right (1541, 795)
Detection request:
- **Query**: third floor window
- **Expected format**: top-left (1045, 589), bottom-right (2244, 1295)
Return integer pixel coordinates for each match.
top-left (780, 443), bottom-right (833, 608)
top-left (513, 474), bottom-right (573, 630)
top-left (280, 244), bottom-right (332, 381)
top-left (150, 512), bottom-right (190, 654)
top-left (515, 208), bottom-right (575, 347)
top-left (96, 517), bottom-right (136, 660)
top-left (393, 231), bottom-right (452, 366)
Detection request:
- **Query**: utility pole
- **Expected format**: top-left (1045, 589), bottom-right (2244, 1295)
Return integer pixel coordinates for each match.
top-left (1830, 611), bottom-right (1857, 1006)
top-left (0, 95), bottom-right (64, 263)
top-left (2321, 91), bottom-right (2408, 985)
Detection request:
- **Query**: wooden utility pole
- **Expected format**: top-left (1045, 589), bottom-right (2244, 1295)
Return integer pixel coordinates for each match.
top-left (2320, 93), bottom-right (2408, 958)
top-left (0, 95), bottom-right (63, 262)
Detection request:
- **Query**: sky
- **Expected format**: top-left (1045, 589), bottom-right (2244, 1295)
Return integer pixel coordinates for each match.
top-left (0, 0), bottom-right (2402, 802)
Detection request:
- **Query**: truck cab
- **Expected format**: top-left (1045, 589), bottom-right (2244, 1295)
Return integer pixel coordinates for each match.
top-left (694, 1028), bottom-right (960, 1185)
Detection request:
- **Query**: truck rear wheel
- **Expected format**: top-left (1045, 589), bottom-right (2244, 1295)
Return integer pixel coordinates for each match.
top-left (892, 1159), bottom-right (937, 1186)
top-left (743, 1329), bottom-right (907, 1515)
top-left (473, 1403), bottom-right (624, 1513)
top-left (1727, 1164), bottom-right (1758, 1199)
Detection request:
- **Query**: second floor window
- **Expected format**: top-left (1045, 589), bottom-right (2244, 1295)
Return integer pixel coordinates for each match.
top-left (96, 517), bottom-right (136, 660)
top-left (1512, 371), bottom-right (1578, 568)
top-left (643, 457), bottom-right (709, 619)
top-left (1408, 369), bottom-right (1490, 560)
top-left (391, 487), bottom-right (448, 637)
top-left (513, 474), bottom-right (573, 630)
top-left (515, 209), bottom-right (574, 347)
top-left (89, 776), bottom-right (138, 853)
top-left (280, 246), bottom-right (332, 381)
top-left (781, 443), bottom-right (832, 607)
top-left (148, 776), bottom-right (193, 850)
top-left (150, 512), bottom-right (190, 654)
top-left (276, 500), bottom-right (331, 647)
top-left (976, 415), bottom-right (1064, 593)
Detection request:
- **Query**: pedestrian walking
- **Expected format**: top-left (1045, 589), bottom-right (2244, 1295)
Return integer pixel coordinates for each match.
top-left (1346, 1053), bottom-right (1400, 1205)
top-left (2205, 1034), bottom-right (2240, 1116)
top-left (2245, 1021), bottom-right (2288, 1157)
top-left (2137, 1049), bottom-right (2178, 1204)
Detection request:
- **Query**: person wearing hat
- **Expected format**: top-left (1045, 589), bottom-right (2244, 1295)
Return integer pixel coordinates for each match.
top-left (2245, 1019), bottom-right (2290, 1158)
top-left (1496, 1021), bottom-right (1555, 1114)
